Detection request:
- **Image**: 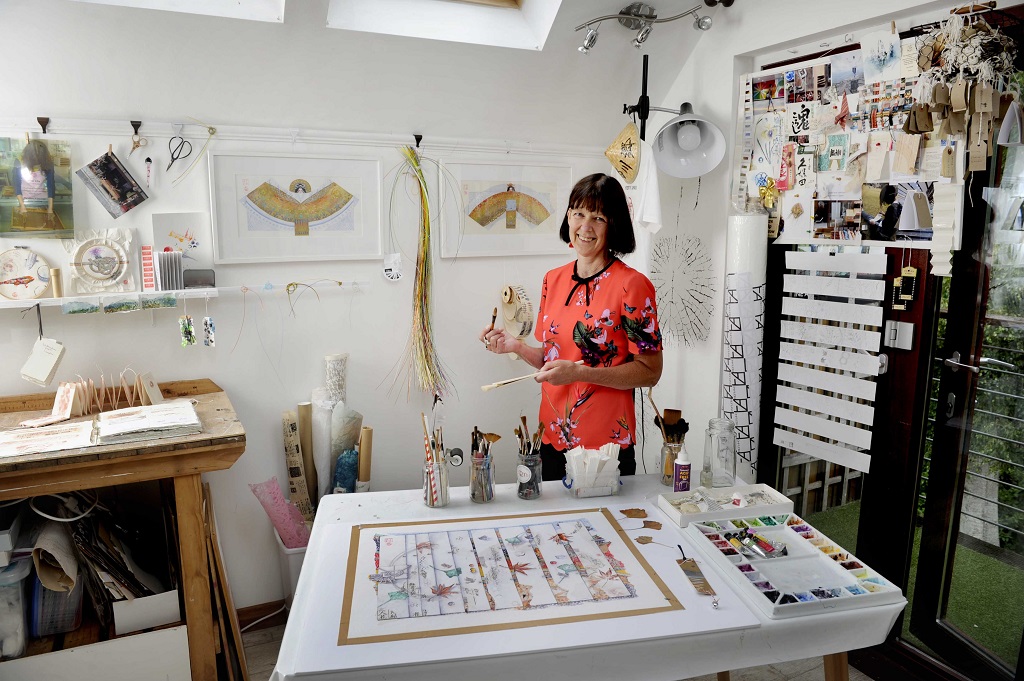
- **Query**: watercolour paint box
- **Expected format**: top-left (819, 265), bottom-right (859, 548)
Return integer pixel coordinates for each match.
top-left (684, 513), bottom-right (904, 619)
top-left (657, 484), bottom-right (793, 528)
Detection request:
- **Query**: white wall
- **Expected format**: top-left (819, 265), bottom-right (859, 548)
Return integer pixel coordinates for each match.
top-left (0, 0), bottom-right (965, 610)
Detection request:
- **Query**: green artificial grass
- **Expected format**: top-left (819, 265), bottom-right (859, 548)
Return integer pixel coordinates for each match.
top-left (805, 501), bottom-right (1024, 669)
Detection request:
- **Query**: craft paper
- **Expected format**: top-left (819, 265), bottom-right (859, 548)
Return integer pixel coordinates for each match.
top-left (149, 213), bottom-right (214, 270)
top-left (830, 51), bottom-right (865, 96)
top-left (778, 189), bottom-right (814, 243)
top-left (341, 509), bottom-right (681, 645)
top-left (820, 134), bottom-right (850, 172)
top-left (748, 111), bottom-right (785, 198)
top-left (860, 30), bottom-right (902, 83)
top-left (900, 37), bottom-right (921, 79)
top-left (787, 102), bottom-right (813, 138)
top-left (893, 133), bottom-right (922, 176)
top-left (864, 133), bottom-right (891, 182)
top-left (249, 477), bottom-right (311, 549)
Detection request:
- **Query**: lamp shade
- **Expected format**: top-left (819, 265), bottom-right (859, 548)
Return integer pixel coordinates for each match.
top-left (652, 107), bottom-right (726, 178)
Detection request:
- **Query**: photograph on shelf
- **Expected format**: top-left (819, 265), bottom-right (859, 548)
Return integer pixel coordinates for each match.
top-left (149, 212), bottom-right (214, 270)
top-left (76, 151), bottom-right (148, 218)
top-left (0, 137), bottom-right (75, 238)
top-left (813, 199), bottom-right (863, 242)
top-left (439, 158), bottom-right (573, 258)
top-left (209, 151), bottom-right (382, 263)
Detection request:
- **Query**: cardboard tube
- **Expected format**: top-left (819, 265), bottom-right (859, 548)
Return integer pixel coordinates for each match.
top-left (358, 426), bottom-right (373, 484)
top-left (297, 401), bottom-right (317, 504)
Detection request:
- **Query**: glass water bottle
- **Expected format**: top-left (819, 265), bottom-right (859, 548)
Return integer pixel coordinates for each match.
top-left (704, 417), bottom-right (737, 487)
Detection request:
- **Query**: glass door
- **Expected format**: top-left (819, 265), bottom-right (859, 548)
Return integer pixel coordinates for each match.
top-left (909, 145), bottom-right (1024, 679)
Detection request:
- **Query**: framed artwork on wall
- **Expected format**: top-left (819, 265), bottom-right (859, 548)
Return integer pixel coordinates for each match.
top-left (439, 159), bottom-right (573, 258)
top-left (209, 151), bottom-right (382, 264)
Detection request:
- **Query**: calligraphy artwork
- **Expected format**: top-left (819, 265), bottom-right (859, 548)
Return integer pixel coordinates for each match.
top-left (341, 509), bottom-right (680, 644)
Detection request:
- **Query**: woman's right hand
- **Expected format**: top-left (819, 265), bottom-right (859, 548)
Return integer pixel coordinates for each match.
top-left (480, 327), bottom-right (520, 355)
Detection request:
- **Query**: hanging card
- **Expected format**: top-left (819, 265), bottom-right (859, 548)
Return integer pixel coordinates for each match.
top-left (968, 138), bottom-right (988, 172)
top-left (893, 133), bottom-right (922, 176)
top-left (950, 80), bottom-right (969, 112)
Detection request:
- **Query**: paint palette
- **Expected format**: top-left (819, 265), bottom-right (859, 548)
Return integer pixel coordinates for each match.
top-left (684, 513), bottom-right (904, 619)
top-left (658, 484), bottom-right (793, 527)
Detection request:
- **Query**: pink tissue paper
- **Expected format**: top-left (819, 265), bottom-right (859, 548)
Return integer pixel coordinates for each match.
top-left (250, 477), bottom-right (311, 549)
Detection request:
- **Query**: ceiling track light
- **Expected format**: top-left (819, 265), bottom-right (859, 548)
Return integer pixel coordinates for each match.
top-left (575, 1), bottom-right (731, 53)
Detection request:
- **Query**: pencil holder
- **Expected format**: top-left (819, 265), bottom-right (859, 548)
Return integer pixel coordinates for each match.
top-left (517, 452), bottom-right (542, 500)
top-left (469, 457), bottom-right (495, 503)
top-left (423, 460), bottom-right (449, 508)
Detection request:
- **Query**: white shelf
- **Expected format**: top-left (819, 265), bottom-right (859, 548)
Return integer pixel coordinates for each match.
top-left (0, 288), bottom-right (219, 310)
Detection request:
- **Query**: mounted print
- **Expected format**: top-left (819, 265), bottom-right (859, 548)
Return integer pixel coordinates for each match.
top-left (209, 151), bottom-right (382, 264)
top-left (440, 159), bottom-right (572, 258)
top-left (0, 137), bottom-right (75, 238)
top-left (76, 151), bottom-right (149, 218)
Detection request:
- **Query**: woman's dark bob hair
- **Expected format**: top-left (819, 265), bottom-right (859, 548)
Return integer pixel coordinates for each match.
top-left (559, 173), bottom-right (635, 257)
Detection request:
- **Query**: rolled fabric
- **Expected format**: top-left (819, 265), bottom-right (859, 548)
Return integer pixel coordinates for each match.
top-left (311, 387), bottom-right (340, 501)
top-left (324, 354), bottom-right (349, 402)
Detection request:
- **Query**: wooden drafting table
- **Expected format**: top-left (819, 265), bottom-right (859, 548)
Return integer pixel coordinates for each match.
top-left (0, 378), bottom-right (246, 681)
top-left (272, 475), bottom-right (905, 681)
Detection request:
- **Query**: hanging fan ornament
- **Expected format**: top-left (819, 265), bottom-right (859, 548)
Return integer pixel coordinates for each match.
top-left (605, 122), bottom-right (641, 184)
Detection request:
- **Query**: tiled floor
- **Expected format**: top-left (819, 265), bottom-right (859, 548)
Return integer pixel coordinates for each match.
top-left (242, 624), bottom-right (872, 681)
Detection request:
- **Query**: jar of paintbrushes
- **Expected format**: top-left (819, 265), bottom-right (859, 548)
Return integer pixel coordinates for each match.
top-left (515, 417), bottom-right (544, 500)
top-left (647, 389), bottom-right (689, 486)
top-left (470, 427), bottom-right (499, 503)
top-left (422, 413), bottom-right (449, 508)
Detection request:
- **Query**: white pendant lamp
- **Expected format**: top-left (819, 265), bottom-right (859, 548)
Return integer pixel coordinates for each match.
top-left (652, 103), bottom-right (726, 178)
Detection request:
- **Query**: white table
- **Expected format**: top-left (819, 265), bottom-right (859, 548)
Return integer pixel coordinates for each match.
top-left (272, 475), bottom-right (905, 681)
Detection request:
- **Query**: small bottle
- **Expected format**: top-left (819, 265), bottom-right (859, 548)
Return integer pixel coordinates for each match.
top-left (672, 444), bottom-right (691, 492)
top-left (660, 442), bottom-right (681, 486)
top-left (700, 450), bottom-right (714, 488)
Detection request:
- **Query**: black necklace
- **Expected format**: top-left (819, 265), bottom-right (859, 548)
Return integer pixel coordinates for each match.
top-left (564, 258), bottom-right (615, 307)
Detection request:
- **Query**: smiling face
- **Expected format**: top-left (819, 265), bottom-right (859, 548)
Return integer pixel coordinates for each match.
top-left (567, 205), bottom-right (609, 260)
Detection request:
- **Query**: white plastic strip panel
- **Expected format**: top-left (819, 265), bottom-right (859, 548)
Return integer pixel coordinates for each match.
top-left (779, 342), bottom-right (882, 376)
top-left (776, 385), bottom-right (875, 426)
top-left (785, 251), bottom-right (889, 274)
top-left (782, 274), bottom-right (886, 301)
top-left (773, 428), bottom-right (872, 473)
top-left (777, 363), bottom-right (878, 401)
top-left (779, 320), bottom-right (881, 352)
top-left (781, 297), bottom-right (884, 327)
top-left (775, 407), bottom-right (873, 450)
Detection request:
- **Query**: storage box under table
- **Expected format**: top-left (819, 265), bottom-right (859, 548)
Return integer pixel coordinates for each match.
top-left (684, 512), bottom-right (904, 619)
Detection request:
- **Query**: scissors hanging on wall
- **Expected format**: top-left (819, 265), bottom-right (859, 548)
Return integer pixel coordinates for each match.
top-left (167, 135), bottom-right (192, 171)
top-left (129, 120), bottom-right (148, 156)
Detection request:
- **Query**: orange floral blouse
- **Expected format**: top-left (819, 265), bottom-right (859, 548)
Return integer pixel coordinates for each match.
top-left (534, 258), bottom-right (662, 450)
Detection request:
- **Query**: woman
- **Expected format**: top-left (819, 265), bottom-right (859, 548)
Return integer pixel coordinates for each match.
top-left (867, 184), bottom-right (901, 241)
top-left (480, 173), bottom-right (663, 481)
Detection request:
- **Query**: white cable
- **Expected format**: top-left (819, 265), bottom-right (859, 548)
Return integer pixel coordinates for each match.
top-left (0, 498), bottom-right (26, 508)
top-left (240, 603), bottom-right (289, 633)
top-left (29, 493), bottom-right (99, 523)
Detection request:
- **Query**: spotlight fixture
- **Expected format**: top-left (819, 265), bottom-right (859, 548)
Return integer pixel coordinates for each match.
top-left (578, 26), bottom-right (599, 54)
top-left (575, 1), bottom-right (732, 53)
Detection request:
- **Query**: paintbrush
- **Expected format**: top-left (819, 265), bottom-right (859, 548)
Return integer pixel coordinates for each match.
top-left (481, 360), bottom-right (584, 392)
top-left (489, 307), bottom-right (497, 331)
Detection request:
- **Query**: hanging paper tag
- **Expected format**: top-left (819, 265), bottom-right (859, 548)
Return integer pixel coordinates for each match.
top-left (933, 83), bottom-right (951, 106)
top-left (976, 85), bottom-right (994, 113)
top-left (203, 316), bottom-right (216, 347)
top-left (20, 337), bottom-right (66, 387)
top-left (383, 252), bottom-right (403, 281)
top-left (951, 80), bottom-right (969, 112)
top-left (179, 315), bottom-right (196, 347)
top-left (941, 144), bottom-right (957, 178)
top-left (948, 110), bottom-right (967, 135)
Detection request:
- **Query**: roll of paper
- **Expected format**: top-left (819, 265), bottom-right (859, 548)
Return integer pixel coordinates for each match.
top-left (296, 401), bottom-right (317, 505)
top-left (281, 410), bottom-right (314, 523)
top-left (330, 404), bottom-right (362, 497)
top-left (311, 387), bottom-right (340, 501)
top-left (324, 353), bottom-right (349, 402)
top-left (357, 426), bottom-right (373, 486)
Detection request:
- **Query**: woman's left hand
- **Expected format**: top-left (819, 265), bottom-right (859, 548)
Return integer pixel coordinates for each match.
top-left (535, 360), bottom-right (582, 386)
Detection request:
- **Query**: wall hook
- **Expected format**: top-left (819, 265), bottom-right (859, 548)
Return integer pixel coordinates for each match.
top-left (131, 120), bottom-right (142, 136)
top-left (289, 129), bottom-right (299, 145)
top-left (414, 134), bottom-right (423, 148)
top-left (37, 117), bottom-right (49, 134)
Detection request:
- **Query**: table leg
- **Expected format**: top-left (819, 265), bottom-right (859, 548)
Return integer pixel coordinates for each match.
top-left (823, 651), bottom-right (850, 681)
top-left (717, 672), bottom-right (731, 681)
top-left (176, 473), bottom-right (218, 681)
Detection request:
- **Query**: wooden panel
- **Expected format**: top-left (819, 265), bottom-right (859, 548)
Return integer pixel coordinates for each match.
top-left (782, 297), bottom-right (884, 326)
top-left (776, 385), bottom-right (875, 426)
top-left (783, 274), bottom-right (886, 300)
top-left (786, 250), bottom-right (888, 274)
top-left (779, 342), bottom-right (882, 376)
top-left (176, 473), bottom-right (218, 681)
top-left (773, 428), bottom-right (872, 473)
top-left (777, 363), bottom-right (878, 401)
top-left (779, 320), bottom-right (881, 352)
top-left (775, 406), bottom-right (873, 449)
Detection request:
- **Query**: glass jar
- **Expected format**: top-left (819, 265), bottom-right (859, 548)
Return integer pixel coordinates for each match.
top-left (423, 459), bottom-right (449, 508)
top-left (517, 452), bottom-right (542, 499)
top-left (660, 443), bottom-right (681, 486)
top-left (704, 417), bottom-right (737, 487)
top-left (470, 456), bottom-right (495, 503)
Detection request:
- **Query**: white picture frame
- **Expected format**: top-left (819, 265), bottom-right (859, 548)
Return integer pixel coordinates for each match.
top-left (209, 150), bottom-right (382, 264)
top-left (439, 158), bottom-right (573, 258)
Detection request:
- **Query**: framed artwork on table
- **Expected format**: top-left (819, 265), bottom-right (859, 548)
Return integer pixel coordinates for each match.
top-left (439, 159), bottom-right (573, 258)
top-left (209, 151), bottom-right (382, 264)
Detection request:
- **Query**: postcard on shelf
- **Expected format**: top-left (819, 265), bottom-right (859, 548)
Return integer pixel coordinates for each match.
top-left (148, 213), bottom-right (214, 271)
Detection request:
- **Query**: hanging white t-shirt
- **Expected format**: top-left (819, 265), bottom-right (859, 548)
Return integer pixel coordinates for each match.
top-left (614, 140), bottom-right (662, 277)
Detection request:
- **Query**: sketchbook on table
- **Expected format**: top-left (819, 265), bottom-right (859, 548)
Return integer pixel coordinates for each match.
top-left (340, 508), bottom-right (681, 645)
